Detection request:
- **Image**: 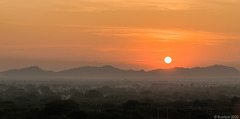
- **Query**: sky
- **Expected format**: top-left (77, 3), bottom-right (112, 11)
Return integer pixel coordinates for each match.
top-left (1, 0), bottom-right (240, 71)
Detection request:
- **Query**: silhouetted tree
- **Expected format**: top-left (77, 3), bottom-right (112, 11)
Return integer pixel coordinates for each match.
top-left (85, 90), bottom-right (103, 98)
top-left (44, 100), bottom-right (79, 116)
top-left (67, 111), bottom-right (87, 119)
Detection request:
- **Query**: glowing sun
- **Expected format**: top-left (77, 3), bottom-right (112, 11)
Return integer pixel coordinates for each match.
top-left (164, 57), bottom-right (172, 64)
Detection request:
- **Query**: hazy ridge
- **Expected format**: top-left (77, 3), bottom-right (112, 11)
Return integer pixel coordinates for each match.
top-left (0, 65), bottom-right (239, 79)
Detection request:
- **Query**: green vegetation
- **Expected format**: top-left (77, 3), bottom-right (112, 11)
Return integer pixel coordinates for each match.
top-left (0, 79), bottom-right (239, 119)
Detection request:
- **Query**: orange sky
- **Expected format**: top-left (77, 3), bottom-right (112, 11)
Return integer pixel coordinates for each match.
top-left (1, 0), bottom-right (240, 71)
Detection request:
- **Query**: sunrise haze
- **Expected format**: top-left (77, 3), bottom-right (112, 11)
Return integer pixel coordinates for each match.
top-left (1, 0), bottom-right (240, 71)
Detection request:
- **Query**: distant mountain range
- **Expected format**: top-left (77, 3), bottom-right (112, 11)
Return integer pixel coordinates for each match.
top-left (0, 65), bottom-right (239, 79)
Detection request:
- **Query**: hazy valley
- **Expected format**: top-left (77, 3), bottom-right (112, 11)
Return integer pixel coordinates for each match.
top-left (0, 65), bottom-right (240, 119)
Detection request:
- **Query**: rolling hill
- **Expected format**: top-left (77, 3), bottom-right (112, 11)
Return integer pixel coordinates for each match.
top-left (0, 65), bottom-right (239, 79)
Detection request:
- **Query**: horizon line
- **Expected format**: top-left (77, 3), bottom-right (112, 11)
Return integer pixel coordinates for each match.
top-left (1, 64), bottom-right (237, 72)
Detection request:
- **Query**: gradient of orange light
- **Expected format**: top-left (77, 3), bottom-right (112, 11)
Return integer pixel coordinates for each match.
top-left (128, 33), bottom-right (201, 69)
top-left (1, 0), bottom-right (240, 70)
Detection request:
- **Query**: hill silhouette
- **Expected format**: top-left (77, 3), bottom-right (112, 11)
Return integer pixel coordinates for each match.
top-left (1, 66), bottom-right (54, 75)
top-left (57, 65), bottom-right (145, 78)
top-left (149, 65), bottom-right (239, 78)
top-left (0, 66), bottom-right (54, 79)
top-left (0, 65), bottom-right (239, 79)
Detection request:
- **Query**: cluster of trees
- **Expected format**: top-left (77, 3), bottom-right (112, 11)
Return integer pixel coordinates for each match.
top-left (0, 80), bottom-right (240, 119)
top-left (1, 97), bottom-right (239, 119)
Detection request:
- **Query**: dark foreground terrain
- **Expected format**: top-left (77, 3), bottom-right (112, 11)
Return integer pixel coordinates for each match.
top-left (0, 78), bottom-right (240, 119)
